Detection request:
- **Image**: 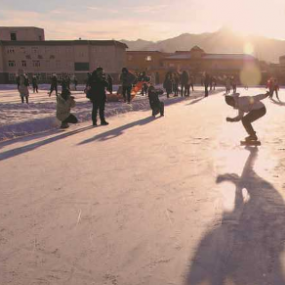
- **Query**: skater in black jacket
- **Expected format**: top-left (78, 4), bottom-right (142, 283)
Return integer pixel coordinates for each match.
top-left (148, 86), bottom-right (164, 117)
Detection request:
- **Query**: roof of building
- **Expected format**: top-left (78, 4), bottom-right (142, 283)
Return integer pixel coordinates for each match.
top-left (0, 26), bottom-right (44, 30)
top-left (190, 46), bottom-right (205, 52)
top-left (165, 53), bottom-right (256, 60)
top-left (0, 40), bottom-right (128, 48)
top-left (127, 50), bottom-right (162, 53)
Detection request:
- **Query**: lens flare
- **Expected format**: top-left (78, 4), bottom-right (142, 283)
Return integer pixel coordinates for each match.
top-left (243, 42), bottom-right (254, 55)
top-left (240, 64), bottom-right (261, 87)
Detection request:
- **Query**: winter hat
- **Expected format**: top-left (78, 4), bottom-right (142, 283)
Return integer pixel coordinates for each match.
top-left (225, 95), bottom-right (235, 107)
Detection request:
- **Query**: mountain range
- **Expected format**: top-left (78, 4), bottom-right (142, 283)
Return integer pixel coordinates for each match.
top-left (121, 27), bottom-right (285, 64)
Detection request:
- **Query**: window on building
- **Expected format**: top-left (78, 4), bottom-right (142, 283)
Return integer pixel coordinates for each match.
top-left (33, 60), bottom-right (40, 67)
top-left (39, 36), bottom-right (42, 41)
top-left (22, 61), bottom-right (27, 67)
top-left (74, 62), bottom-right (89, 71)
top-left (7, 49), bottom-right (15, 54)
top-left (38, 55), bottom-right (43, 59)
top-left (146, 56), bottom-right (152, 62)
top-left (26, 55), bottom-right (31, 59)
top-left (8, 60), bottom-right (16, 67)
top-left (10, 33), bottom-right (17, 41)
top-left (50, 55), bottom-right (55, 59)
top-left (32, 47), bottom-right (39, 54)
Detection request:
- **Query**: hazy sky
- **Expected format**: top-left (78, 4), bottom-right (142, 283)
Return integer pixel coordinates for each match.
top-left (0, 0), bottom-right (284, 41)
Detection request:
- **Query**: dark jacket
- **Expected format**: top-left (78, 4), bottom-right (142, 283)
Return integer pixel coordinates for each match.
top-left (89, 75), bottom-right (109, 102)
top-left (120, 72), bottom-right (136, 87)
top-left (180, 72), bottom-right (189, 85)
top-left (148, 88), bottom-right (163, 109)
top-left (51, 76), bottom-right (58, 87)
top-left (16, 75), bottom-right (29, 88)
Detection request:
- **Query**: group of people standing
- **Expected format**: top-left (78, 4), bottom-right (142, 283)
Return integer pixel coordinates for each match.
top-left (163, 71), bottom-right (195, 98)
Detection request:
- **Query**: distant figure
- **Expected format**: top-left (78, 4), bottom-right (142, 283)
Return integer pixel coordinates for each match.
top-left (32, 75), bottom-right (38, 93)
top-left (48, 74), bottom-right (58, 97)
top-left (212, 76), bottom-right (216, 90)
top-left (120, 67), bottom-right (136, 104)
top-left (56, 83), bottom-right (78, 129)
top-left (173, 73), bottom-right (179, 97)
top-left (231, 76), bottom-right (237, 93)
top-left (204, 73), bottom-right (210, 97)
top-left (189, 76), bottom-right (194, 91)
top-left (89, 67), bottom-right (109, 126)
top-left (73, 76), bottom-right (78, 91)
top-left (106, 74), bottom-right (113, 95)
top-left (66, 76), bottom-right (71, 90)
top-left (180, 71), bottom-right (189, 97)
top-left (148, 85), bottom-right (164, 117)
top-left (209, 75), bottom-right (213, 91)
top-left (16, 70), bottom-right (29, 104)
top-left (273, 78), bottom-right (280, 100)
top-left (225, 76), bottom-right (231, 93)
top-left (225, 92), bottom-right (270, 142)
top-left (163, 72), bottom-right (173, 98)
top-left (138, 71), bottom-right (150, 96)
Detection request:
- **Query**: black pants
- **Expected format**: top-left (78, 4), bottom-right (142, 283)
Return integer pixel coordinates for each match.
top-left (122, 86), bottom-right (132, 103)
top-left (92, 100), bottom-right (106, 124)
top-left (242, 107), bottom-right (266, 136)
top-left (152, 102), bottom-right (164, 117)
top-left (33, 85), bottom-right (38, 93)
top-left (62, 114), bottom-right (78, 125)
top-left (50, 85), bottom-right (58, 95)
top-left (21, 96), bottom-right (28, 103)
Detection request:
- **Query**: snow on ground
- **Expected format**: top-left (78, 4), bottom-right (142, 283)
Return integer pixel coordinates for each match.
top-left (0, 88), bottom-right (285, 285)
top-left (0, 85), bottom-right (209, 141)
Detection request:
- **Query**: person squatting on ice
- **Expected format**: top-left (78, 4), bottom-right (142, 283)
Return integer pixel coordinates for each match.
top-left (148, 86), bottom-right (164, 117)
top-left (88, 67), bottom-right (109, 126)
top-left (16, 70), bottom-right (30, 104)
top-left (56, 83), bottom-right (78, 129)
top-left (225, 92), bottom-right (270, 141)
top-left (120, 68), bottom-right (136, 104)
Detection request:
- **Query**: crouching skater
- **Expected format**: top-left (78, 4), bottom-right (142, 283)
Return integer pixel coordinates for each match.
top-left (56, 83), bottom-right (78, 129)
top-left (148, 85), bottom-right (164, 117)
top-left (225, 92), bottom-right (270, 142)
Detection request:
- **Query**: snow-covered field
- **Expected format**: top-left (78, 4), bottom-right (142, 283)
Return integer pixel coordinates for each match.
top-left (0, 85), bottom-right (206, 141)
top-left (1, 87), bottom-right (285, 285)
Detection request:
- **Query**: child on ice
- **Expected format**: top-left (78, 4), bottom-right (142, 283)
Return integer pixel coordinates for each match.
top-left (225, 92), bottom-right (270, 142)
top-left (56, 83), bottom-right (78, 129)
top-left (148, 85), bottom-right (164, 117)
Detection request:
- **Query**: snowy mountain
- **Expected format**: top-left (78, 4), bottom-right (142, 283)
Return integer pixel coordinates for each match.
top-left (121, 27), bottom-right (285, 63)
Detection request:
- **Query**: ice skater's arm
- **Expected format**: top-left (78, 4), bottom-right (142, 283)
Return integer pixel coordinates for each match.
top-left (226, 110), bottom-right (244, 122)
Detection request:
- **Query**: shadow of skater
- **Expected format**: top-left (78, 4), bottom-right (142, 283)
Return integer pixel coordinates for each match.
top-left (78, 116), bottom-right (158, 145)
top-left (270, 98), bottom-right (285, 106)
top-left (186, 147), bottom-right (285, 285)
top-left (0, 125), bottom-right (93, 161)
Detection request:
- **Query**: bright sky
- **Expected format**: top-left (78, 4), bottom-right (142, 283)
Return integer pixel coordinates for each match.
top-left (0, 0), bottom-right (285, 41)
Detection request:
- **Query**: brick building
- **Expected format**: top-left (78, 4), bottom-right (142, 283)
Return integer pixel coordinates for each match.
top-left (126, 46), bottom-right (263, 84)
top-left (0, 27), bottom-right (127, 83)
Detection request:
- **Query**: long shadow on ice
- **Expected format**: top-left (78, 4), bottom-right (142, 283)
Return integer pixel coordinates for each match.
top-left (186, 147), bottom-right (285, 285)
top-left (0, 125), bottom-right (93, 161)
top-left (78, 116), bottom-right (158, 145)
